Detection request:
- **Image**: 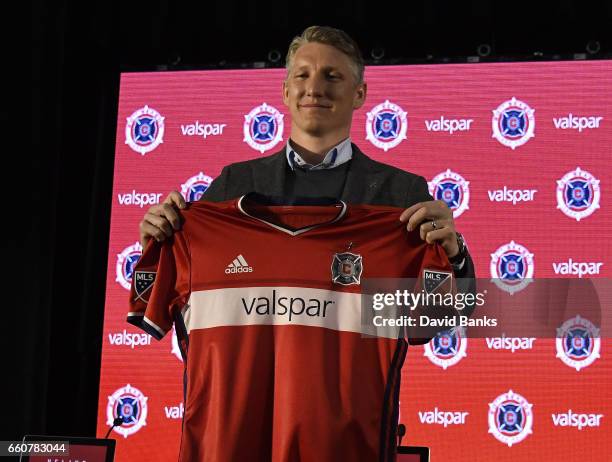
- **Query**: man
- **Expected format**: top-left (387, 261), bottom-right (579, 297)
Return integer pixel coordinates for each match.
top-left (138, 26), bottom-right (473, 278)
top-left (135, 26), bottom-right (474, 460)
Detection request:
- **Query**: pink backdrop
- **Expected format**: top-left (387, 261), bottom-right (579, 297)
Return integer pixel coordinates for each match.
top-left (98, 62), bottom-right (612, 461)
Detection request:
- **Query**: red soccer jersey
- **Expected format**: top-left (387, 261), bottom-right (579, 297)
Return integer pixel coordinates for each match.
top-left (128, 194), bottom-right (453, 462)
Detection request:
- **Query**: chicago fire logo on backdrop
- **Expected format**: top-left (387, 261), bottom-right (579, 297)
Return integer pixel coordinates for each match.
top-left (243, 103), bottom-right (284, 153)
top-left (428, 169), bottom-right (470, 218)
top-left (107, 384), bottom-right (148, 438)
top-left (181, 172), bottom-right (214, 202)
top-left (488, 390), bottom-right (533, 447)
top-left (556, 315), bottom-right (601, 371)
top-left (424, 328), bottom-right (468, 369)
top-left (116, 242), bottom-right (143, 291)
top-left (365, 100), bottom-right (408, 151)
top-left (125, 105), bottom-right (165, 155)
top-left (491, 97), bottom-right (535, 149)
top-left (556, 167), bottom-right (601, 221)
top-left (331, 252), bottom-right (363, 285)
top-left (490, 241), bottom-right (534, 294)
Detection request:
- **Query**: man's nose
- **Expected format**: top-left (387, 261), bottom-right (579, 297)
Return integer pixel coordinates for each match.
top-left (305, 74), bottom-right (325, 97)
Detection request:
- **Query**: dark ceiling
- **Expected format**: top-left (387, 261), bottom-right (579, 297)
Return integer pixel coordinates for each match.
top-left (34, 0), bottom-right (612, 72)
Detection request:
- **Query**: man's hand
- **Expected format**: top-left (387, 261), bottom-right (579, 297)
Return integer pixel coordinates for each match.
top-left (399, 200), bottom-right (459, 258)
top-left (139, 191), bottom-right (186, 248)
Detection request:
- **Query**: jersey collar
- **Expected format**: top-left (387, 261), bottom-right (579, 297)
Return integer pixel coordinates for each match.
top-left (236, 193), bottom-right (347, 236)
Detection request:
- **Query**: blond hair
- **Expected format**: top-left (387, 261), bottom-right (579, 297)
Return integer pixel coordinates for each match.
top-left (285, 26), bottom-right (364, 84)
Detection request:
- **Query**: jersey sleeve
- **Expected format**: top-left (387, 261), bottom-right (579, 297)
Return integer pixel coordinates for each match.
top-left (407, 242), bottom-right (457, 344)
top-left (127, 232), bottom-right (191, 340)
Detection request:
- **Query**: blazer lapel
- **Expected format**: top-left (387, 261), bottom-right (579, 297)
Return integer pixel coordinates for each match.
top-left (340, 144), bottom-right (388, 204)
top-left (252, 147), bottom-right (288, 197)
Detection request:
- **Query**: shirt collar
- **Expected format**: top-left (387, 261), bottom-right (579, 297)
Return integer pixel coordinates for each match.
top-left (286, 138), bottom-right (353, 171)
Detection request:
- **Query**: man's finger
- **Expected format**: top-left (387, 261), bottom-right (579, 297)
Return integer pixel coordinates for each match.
top-left (144, 213), bottom-right (174, 237)
top-left (422, 228), bottom-right (450, 245)
top-left (418, 218), bottom-right (452, 241)
top-left (399, 202), bottom-right (425, 223)
top-left (139, 221), bottom-right (169, 247)
top-left (406, 206), bottom-right (431, 232)
top-left (161, 203), bottom-right (182, 230)
top-left (166, 190), bottom-right (187, 209)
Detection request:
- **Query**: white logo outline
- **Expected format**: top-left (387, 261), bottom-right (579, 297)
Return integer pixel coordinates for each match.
top-left (125, 105), bottom-right (165, 155)
top-left (492, 97), bottom-right (535, 149)
top-left (365, 100), bottom-right (408, 151)
top-left (556, 167), bottom-right (601, 221)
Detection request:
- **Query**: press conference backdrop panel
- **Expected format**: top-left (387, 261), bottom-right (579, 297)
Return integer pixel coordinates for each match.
top-left (98, 62), bottom-right (612, 461)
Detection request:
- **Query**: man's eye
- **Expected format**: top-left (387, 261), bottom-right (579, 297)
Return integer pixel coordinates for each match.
top-left (328, 74), bottom-right (341, 80)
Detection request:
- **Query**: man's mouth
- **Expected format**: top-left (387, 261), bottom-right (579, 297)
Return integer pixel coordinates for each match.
top-left (300, 103), bottom-right (332, 109)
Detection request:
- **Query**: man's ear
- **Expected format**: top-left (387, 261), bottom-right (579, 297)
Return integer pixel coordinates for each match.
top-left (353, 81), bottom-right (367, 109)
top-left (282, 79), bottom-right (289, 107)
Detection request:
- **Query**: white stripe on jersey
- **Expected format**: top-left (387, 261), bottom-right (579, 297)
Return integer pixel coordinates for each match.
top-left (184, 287), bottom-right (402, 339)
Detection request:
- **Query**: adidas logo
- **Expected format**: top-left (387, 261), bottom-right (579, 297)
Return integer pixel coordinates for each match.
top-left (225, 254), bottom-right (254, 274)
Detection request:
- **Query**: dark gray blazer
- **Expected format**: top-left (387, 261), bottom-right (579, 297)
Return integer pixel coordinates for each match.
top-left (200, 143), bottom-right (433, 207)
top-left (200, 143), bottom-right (475, 279)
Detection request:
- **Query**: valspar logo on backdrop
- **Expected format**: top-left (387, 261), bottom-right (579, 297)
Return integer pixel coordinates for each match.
top-left (492, 97), bottom-right (535, 149)
top-left (488, 186), bottom-right (537, 205)
top-left (486, 334), bottom-right (536, 353)
top-left (428, 169), bottom-right (470, 218)
top-left (365, 100), bottom-right (408, 151)
top-left (180, 121), bottom-right (226, 139)
top-left (108, 330), bottom-right (151, 349)
top-left (425, 116), bottom-right (473, 134)
top-left (125, 105), bottom-right (165, 155)
top-left (107, 384), bottom-right (148, 438)
top-left (164, 402), bottom-right (184, 419)
top-left (117, 191), bottom-right (162, 208)
top-left (553, 114), bottom-right (603, 132)
top-left (556, 167), bottom-right (600, 221)
top-left (243, 103), bottom-right (284, 153)
top-left (551, 410), bottom-right (604, 430)
top-left (552, 259), bottom-right (603, 278)
top-left (418, 408), bottom-right (469, 427)
top-left (488, 390), bottom-right (533, 447)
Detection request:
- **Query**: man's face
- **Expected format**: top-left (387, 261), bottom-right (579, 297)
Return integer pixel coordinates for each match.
top-left (283, 42), bottom-right (367, 138)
